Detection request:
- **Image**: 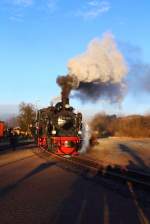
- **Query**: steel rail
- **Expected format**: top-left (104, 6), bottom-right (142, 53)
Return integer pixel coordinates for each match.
top-left (75, 154), bottom-right (150, 177)
top-left (41, 148), bottom-right (150, 188)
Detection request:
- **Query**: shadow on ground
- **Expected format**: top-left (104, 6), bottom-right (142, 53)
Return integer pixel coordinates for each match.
top-left (0, 161), bottom-right (56, 199)
top-left (50, 173), bottom-right (150, 224)
top-left (119, 143), bottom-right (150, 171)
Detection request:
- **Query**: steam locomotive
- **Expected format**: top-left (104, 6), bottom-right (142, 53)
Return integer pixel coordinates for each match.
top-left (36, 97), bottom-right (83, 156)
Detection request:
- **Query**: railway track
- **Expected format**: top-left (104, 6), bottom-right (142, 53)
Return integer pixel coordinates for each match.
top-left (41, 148), bottom-right (150, 189)
top-left (71, 156), bottom-right (150, 188)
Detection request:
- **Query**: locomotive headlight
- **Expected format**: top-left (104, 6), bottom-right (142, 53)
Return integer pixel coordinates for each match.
top-left (64, 141), bottom-right (69, 147)
top-left (52, 130), bottom-right (56, 135)
top-left (65, 104), bottom-right (70, 109)
top-left (58, 117), bottom-right (66, 126)
top-left (78, 130), bottom-right (82, 135)
top-left (64, 141), bottom-right (74, 147)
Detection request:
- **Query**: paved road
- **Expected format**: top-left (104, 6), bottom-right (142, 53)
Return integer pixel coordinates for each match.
top-left (0, 140), bottom-right (34, 152)
top-left (0, 148), bottom-right (150, 224)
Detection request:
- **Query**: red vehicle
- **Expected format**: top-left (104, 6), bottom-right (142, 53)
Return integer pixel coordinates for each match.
top-left (36, 97), bottom-right (83, 156)
top-left (0, 121), bottom-right (5, 140)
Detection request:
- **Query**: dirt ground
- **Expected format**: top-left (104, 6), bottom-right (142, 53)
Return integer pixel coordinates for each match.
top-left (85, 137), bottom-right (150, 172)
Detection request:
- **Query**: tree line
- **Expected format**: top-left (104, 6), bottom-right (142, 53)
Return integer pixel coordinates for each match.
top-left (90, 113), bottom-right (150, 138)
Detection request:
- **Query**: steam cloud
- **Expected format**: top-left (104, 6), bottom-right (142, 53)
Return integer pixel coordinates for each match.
top-left (57, 33), bottom-right (128, 102)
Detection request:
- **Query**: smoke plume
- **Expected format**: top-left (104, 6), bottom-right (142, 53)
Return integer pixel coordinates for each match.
top-left (68, 33), bottom-right (128, 102)
top-left (57, 33), bottom-right (128, 103)
top-left (56, 75), bottom-right (79, 100)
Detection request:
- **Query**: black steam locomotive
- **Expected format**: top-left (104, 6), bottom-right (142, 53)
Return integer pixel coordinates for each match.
top-left (36, 97), bottom-right (83, 155)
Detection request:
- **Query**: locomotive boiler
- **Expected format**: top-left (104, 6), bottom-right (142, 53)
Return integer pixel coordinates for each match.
top-left (36, 96), bottom-right (83, 156)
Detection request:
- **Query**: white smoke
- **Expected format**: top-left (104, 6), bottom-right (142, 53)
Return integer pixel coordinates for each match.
top-left (67, 33), bottom-right (128, 102)
top-left (79, 122), bottom-right (91, 154)
top-left (68, 33), bottom-right (128, 83)
top-left (50, 96), bottom-right (61, 105)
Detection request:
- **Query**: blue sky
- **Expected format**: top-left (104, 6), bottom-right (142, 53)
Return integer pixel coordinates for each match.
top-left (0, 0), bottom-right (150, 117)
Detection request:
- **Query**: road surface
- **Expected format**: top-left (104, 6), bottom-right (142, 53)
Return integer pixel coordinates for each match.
top-left (0, 147), bottom-right (150, 224)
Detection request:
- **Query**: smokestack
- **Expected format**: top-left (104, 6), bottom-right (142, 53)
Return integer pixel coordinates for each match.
top-left (56, 74), bottom-right (79, 107)
top-left (62, 97), bottom-right (69, 108)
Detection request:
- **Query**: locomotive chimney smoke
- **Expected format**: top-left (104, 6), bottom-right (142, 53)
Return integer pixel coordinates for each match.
top-left (56, 75), bottom-right (79, 106)
top-left (68, 33), bottom-right (128, 102)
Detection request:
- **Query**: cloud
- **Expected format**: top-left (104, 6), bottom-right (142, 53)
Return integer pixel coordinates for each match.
top-left (9, 13), bottom-right (24, 22)
top-left (88, 1), bottom-right (99, 6)
top-left (3, 0), bottom-right (58, 22)
top-left (12, 0), bottom-right (33, 7)
top-left (11, 0), bottom-right (58, 13)
top-left (47, 0), bottom-right (57, 12)
top-left (77, 0), bottom-right (111, 19)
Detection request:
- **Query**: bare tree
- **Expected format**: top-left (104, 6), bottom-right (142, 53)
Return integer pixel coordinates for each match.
top-left (17, 102), bottom-right (36, 132)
